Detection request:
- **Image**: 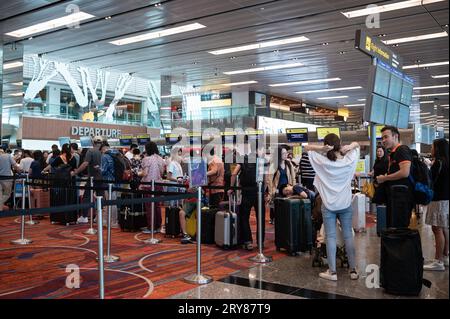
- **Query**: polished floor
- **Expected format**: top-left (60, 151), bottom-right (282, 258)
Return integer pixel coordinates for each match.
top-left (0, 208), bottom-right (448, 299)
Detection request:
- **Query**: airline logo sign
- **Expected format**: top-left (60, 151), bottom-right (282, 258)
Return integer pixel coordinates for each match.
top-left (355, 30), bottom-right (402, 69)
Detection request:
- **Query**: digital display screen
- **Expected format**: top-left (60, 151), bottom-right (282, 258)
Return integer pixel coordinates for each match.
top-left (397, 104), bottom-right (410, 129)
top-left (388, 73), bottom-right (403, 102)
top-left (368, 125), bottom-right (384, 139)
top-left (58, 137), bottom-right (71, 147)
top-left (316, 127), bottom-right (340, 141)
top-left (400, 81), bottom-right (413, 106)
top-left (286, 128), bottom-right (308, 143)
top-left (369, 94), bottom-right (387, 124)
top-left (80, 136), bottom-right (93, 148)
top-left (165, 134), bottom-right (181, 145)
top-left (136, 135), bottom-right (150, 145)
top-left (373, 65), bottom-right (391, 96)
top-left (384, 100), bottom-right (399, 126)
top-left (119, 135), bottom-right (133, 146)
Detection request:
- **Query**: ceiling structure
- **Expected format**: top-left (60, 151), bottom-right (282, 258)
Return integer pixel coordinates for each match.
top-left (0, 0), bottom-right (448, 129)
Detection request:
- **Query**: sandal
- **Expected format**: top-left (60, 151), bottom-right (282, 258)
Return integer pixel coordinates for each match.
top-left (243, 243), bottom-right (254, 250)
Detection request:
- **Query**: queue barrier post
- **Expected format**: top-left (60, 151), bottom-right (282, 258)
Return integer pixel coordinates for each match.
top-left (84, 177), bottom-right (97, 235)
top-left (144, 180), bottom-right (162, 245)
top-left (11, 179), bottom-right (33, 245)
top-left (96, 196), bottom-right (105, 299)
top-left (25, 175), bottom-right (39, 225)
top-left (104, 183), bottom-right (120, 263)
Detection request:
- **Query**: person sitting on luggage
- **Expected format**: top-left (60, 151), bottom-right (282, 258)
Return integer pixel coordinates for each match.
top-left (279, 183), bottom-right (309, 199)
top-left (304, 133), bottom-right (360, 281)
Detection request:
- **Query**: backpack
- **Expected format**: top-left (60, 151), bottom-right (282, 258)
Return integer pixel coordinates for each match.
top-left (409, 154), bottom-right (433, 205)
top-left (239, 161), bottom-right (257, 188)
top-left (110, 153), bottom-right (132, 182)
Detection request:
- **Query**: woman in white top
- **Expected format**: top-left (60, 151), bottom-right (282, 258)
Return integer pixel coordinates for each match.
top-left (166, 148), bottom-right (184, 207)
top-left (304, 133), bottom-right (360, 281)
top-left (19, 150), bottom-right (34, 173)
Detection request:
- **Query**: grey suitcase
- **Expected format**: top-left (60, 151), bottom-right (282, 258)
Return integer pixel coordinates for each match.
top-left (215, 196), bottom-right (238, 249)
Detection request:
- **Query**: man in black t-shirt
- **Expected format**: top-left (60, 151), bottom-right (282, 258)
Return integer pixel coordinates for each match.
top-left (376, 126), bottom-right (413, 227)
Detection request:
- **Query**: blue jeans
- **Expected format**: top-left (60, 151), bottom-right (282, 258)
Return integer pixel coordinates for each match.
top-left (322, 205), bottom-right (357, 272)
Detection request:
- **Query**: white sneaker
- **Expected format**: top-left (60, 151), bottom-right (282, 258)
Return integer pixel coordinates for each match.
top-left (443, 256), bottom-right (449, 267)
top-left (424, 260), bottom-right (445, 271)
top-left (319, 269), bottom-right (337, 281)
top-left (77, 216), bottom-right (88, 224)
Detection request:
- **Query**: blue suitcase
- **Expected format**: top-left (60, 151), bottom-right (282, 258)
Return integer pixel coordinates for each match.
top-left (377, 205), bottom-right (387, 237)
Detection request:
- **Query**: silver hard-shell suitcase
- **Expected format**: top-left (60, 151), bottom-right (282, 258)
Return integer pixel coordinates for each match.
top-left (215, 195), bottom-right (238, 249)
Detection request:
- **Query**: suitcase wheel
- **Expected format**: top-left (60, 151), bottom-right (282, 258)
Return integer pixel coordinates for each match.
top-left (289, 251), bottom-right (297, 257)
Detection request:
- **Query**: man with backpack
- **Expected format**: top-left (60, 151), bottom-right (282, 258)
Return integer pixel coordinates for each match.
top-left (227, 142), bottom-right (266, 251)
top-left (376, 126), bottom-right (414, 228)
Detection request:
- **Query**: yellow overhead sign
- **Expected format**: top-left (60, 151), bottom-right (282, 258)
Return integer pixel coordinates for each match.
top-left (316, 127), bottom-right (340, 141)
top-left (286, 128), bottom-right (308, 134)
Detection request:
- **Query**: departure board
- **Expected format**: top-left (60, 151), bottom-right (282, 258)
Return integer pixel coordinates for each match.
top-left (369, 94), bottom-right (387, 124)
top-left (397, 104), bottom-right (410, 129)
top-left (388, 73), bottom-right (403, 102)
top-left (373, 65), bottom-right (391, 96)
top-left (384, 100), bottom-right (399, 126)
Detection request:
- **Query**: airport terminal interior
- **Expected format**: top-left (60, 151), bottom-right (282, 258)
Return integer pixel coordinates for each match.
top-left (0, 0), bottom-right (449, 301)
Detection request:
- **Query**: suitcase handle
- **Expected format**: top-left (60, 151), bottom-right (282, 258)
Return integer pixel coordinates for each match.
top-left (229, 194), bottom-right (236, 214)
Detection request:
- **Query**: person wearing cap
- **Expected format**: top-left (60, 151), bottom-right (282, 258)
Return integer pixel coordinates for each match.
top-left (71, 136), bottom-right (104, 224)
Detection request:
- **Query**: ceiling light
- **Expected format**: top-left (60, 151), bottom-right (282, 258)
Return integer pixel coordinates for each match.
top-left (431, 74), bottom-right (449, 78)
top-left (441, 104), bottom-right (449, 107)
top-left (295, 86), bottom-right (362, 94)
top-left (419, 101), bottom-right (435, 104)
top-left (341, 0), bottom-right (445, 18)
top-left (345, 103), bottom-right (366, 106)
top-left (3, 61), bottom-right (23, 70)
top-left (383, 31), bottom-right (448, 45)
top-left (5, 12), bottom-right (95, 38)
top-left (403, 61), bottom-right (449, 69)
top-left (2, 103), bottom-right (22, 109)
top-left (269, 77), bottom-right (341, 87)
top-left (413, 92), bottom-right (449, 97)
top-left (357, 98), bottom-right (366, 101)
top-left (317, 96), bottom-right (349, 100)
top-left (224, 63), bottom-right (303, 75)
top-left (8, 93), bottom-right (23, 97)
top-left (12, 82), bottom-right (23, 86)
top-left (110, 23), bottom-right (206, 45)
top-left (414, 84), bottom-right (449, 90)
top-left (222, 81), bottom-right (258, 86)
top-left (208, 36), bottom-right (309, 55)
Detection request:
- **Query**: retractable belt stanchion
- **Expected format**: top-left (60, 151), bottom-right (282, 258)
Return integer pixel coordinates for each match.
top-left (11, 179), bottom-right (33, 245)
top-left (96, 196), bottom-right (105, 299)
top-left (145, 180), bottom-right (161, 244)
top-left (250, 181), bottom-right (272, 263)
top-left (104, 183), bottom-right (120, 263)
top-left (184, 186), bottom-right (212, 284)
top-left (84, 177), bottom-right (97, 235)
top-left (25, 175), bottom-right (38, 225)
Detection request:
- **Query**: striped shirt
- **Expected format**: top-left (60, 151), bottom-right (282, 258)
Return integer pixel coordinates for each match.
top-left (300, 153), bottom-right (315, 179)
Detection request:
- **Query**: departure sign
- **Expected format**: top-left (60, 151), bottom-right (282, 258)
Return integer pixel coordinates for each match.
top-left (316, 127), bottom-right (340, 141)
top-left (286, 128), bottom-right (308, 143)
top-left (355, 29), bottom-right (402, 68)
top-left (119, 135), bottom-right (133, 146)
top-left (136, 134), bottom-right (150, 145)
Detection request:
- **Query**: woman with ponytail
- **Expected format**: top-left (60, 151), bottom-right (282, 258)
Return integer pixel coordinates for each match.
top-left (303, 134), bottom-right (360, 281)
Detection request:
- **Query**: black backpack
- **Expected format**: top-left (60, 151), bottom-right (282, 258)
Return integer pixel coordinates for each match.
top-left (409, 154), bottom-right (434, 205)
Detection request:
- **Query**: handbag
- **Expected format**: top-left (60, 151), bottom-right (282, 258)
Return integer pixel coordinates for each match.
top-left (362, 181), bottom-right (375, 199)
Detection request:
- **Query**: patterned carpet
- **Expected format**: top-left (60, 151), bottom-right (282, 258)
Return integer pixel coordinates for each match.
top-left (0, 208), bottom-right (376, 299)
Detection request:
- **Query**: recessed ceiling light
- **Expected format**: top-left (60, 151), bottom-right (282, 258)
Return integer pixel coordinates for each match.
top-left (3, 61), bottom-right (23, 70)
top-left (224, 63), bottom-right (303, 75)
top-left (110, 22), bottom-right (206, 45)
top-left (208, 36), bottom-right (309, 55)
top-left (12, 82), bottom-right (23, 86)
top-left (414, 84), bottom-right (449, 90)
top-left (419, 101), bottom-right (435, 104)
top-left (341, 0), bottom-right (445, 18)
top-left (403, 61), bottom-right (449, 69)
top-left (383, 31), bottom-right (448, 45)
top-left (431, 74), bottom-right (449, 78)
top-left (339, 51), bottom-right (346, 54)
top-left (269, 77), bottom-right (341, 87)
top-left (5, 12), bottom-right (95, 38)
top-left (317, 96), bottom-right (349, 100)
top-left (222, 81), bottom-right (258, 86)
top-left (322, 42), bottom-right (329, 46)
top-left (295, 86), bottom-right (362, 94)
top-left (345, 103), bottom-right (365, 106)
top-left (413, 92), bottom-right (449, 97)
top-left (357, 98), bottom-right (366, 101)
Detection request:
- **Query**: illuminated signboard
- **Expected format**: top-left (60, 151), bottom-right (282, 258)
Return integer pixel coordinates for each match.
top-left (165, 133), bottom-right (181, 145)
top-left (316, 127), bottom-right (340, 141)
top-left (188, 132), bottom-right (202, 145)
top-left (368, 125), bottom-right (384, 139)
top-left (119, 135), bottom-right (134, 146)
top-left (286, 128), bottom-right (308, 143)
top-left (136, 134), bottom-right (150, 145)
top-left (221, 131), bottom-right (236, 144)
top-left (355, 29), bottom-right (402, 68)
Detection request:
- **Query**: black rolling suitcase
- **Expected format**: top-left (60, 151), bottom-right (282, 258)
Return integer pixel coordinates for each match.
top-left (387, 185), bottom-right (411, 228)
top-left (119, 193), bottom-right (147, 232)
top-left (380, 228), bottom-right (429, 295)
top-left (274, 198), bottom-right (301, 256)
top-left (165, 206), bottom-right (181, 238)
top-left (199, 207), bottom-right (218, 244)
top-left (299, 199), bottom-right (313, 253)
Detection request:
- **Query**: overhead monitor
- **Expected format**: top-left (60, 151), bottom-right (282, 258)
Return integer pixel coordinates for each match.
top-left (397, 104), bottom-right (410, 129)
top-left (136, 134), bottom-right (150, 145)
top-left (188, 132), bottom-right (202, 145)
top-left (316, 127), bottom-right (340, 141)
top-left (384, 100), bottom-right (399, 126)
top-left (80, 136), bottom-right (93, 148)
top-left (286, 128), bottom-right (308, 143)
top-left (373, 64), bottom-right (391, 96)
top-left (369, 94), bottom-right (388, 124)
top-left (368, 124), bottom-right (384, 139)
top-left (388, 72), bottom-right (403, 102)
top-left (119, 135), bottom-right (133, 146)
top-left (58, 137), bottom-right (71, 147)
top-left (221, 131), bottom-right (236, 144)
top-left (165, 133), bottom-right (181, 145)
top-left (400, 79), bottom-right (414, 106)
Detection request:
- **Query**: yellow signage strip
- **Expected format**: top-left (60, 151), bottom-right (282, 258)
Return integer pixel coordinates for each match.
top-left (286, 128), bottom-right (308, 134)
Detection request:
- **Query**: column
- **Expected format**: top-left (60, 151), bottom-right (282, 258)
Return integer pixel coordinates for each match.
top-left (47, 85), bottom-right (61, 116)
top-left (160, 75), bottom-right (172, 131)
